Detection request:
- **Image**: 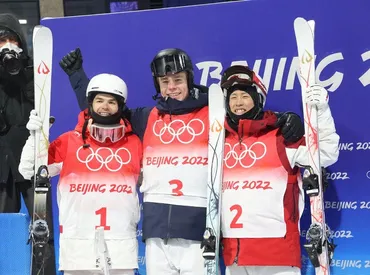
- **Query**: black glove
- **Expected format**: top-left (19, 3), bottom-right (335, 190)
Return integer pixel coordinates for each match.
top-left (121, 104), bottom-right (132, 122)
top-left (275, 112), bottom-right (304, 144)
top-left (59, 48), bottom-right (83, 76)
top-left (193, 84), bottom-right (209, 93)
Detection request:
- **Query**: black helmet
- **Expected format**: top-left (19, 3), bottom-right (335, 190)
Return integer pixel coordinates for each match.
top-left (221, 65), bottom-right (267, 107)
top-left (221, 65), bottom-right (268, 121)
top-left (150, 48), bottom-right (194, 99)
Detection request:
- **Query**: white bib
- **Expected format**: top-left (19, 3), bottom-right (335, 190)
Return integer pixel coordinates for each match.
top-left (221, 167), bottom-right (288, 238)
top-left (141, 146), bottom-right (208, 207)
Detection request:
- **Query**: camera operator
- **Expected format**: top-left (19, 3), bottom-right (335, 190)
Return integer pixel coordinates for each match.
top-left (0, 13), bottom-right (56, 275)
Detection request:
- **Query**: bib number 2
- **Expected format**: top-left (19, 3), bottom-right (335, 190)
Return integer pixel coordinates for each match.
top-left (230, 204), bottom-right (243, 228)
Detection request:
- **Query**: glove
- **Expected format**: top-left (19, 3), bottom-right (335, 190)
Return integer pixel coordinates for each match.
top-left (275, 112), bottom-right (304, 144)
top-left (26, 109), bottom-right (43, 133)
top-left (121, 104), bottom-right (132, 121)
top-left (59, 48), bottom-right (83, 76)
top-left (19, 110), bottom-right (40, 180)
top-left (193, 84), bottom-right (209, 93)
top-left (305, 84), bottom-right (329, 110)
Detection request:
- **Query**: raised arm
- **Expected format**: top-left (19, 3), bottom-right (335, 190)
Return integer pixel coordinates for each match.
top-left (287, 85), bottom-right (340, 168)
top-left (59, 48), bottom-right (89, 110)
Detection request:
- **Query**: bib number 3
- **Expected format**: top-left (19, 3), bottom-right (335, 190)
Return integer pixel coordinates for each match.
top-left (169, 179), bottom-right (184, 196)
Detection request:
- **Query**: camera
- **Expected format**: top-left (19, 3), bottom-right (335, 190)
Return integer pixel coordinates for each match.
top-left (0, 48), bottom-right (22, 75)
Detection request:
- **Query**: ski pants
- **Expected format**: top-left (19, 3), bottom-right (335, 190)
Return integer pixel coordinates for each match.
top-left (226, 265), bottom-right (301, 275)
top-left (145, 238), bottom-right (204, 275)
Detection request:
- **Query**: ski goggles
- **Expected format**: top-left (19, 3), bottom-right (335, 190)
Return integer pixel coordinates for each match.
top-left (90, 124), bottom-right (126, 143)
top-left (151, 54), bottom-right (189, 77)
top-left (221, 71), bottom-right (267, 97)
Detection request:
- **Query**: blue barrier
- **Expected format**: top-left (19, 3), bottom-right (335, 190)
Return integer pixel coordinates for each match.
top-left (0, 213), bottom-right (31, 275)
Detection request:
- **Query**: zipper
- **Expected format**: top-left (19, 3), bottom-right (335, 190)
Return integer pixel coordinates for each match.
top-left (164, 99), bottom-right (172, 244)
top-left (238, 124), bottom-right (244, 150)
top-left (233, 238), bottom-right (240, 264)
top-left (166, 99), bottom-right (173, 121)
top-left (164, 205), bottom-right (172, 245)
top-left (292, 185), bottom-right (297, 222)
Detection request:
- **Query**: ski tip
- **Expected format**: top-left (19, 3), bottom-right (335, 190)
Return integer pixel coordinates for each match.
top-left (294, 17), bottom-right (306, 23)
top-left (32, 26), bottom-right (42, 41)
top-left (33, 25), bottom-right (42, 32)
top-left (293, 17), bottom-right (307, 32)
top-left (294, 17), bottom-right (315, 26)
top-left (293, 17), bottom-right (316, 36)
top-left (308, 20), bottom-right (315, 25)
top-left (209, 83), bottom-right (223, 94)
top-left (33, 25), bottom-right (53, 44)
top-left (307, 20), bottom-right (316, 33)
top-left (33, 25), bottom-right (52, 34)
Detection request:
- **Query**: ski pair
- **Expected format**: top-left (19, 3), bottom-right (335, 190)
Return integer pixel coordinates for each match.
top-left (29, 25), bottom-right (53, 275)
top-left (294, 17), bottom-right (335, 275)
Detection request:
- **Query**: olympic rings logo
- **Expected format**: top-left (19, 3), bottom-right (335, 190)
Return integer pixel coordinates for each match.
top-left (224, 142), bottom-right (267, 169)
top-left (152, 119), bottom-right (205, 144)
top-left (76, 146), bottom-right (131, 172)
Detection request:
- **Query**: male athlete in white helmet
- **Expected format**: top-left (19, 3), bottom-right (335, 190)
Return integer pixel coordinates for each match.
top-left (19, 73), bottom-right (142, 275)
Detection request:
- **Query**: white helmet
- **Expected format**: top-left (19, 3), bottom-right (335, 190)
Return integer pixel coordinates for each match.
top-left (86, 73), bottom-right (128, 103)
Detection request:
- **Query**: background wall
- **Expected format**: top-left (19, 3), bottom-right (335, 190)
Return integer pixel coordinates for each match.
top-left (2, 0), bottom-right (369, 274)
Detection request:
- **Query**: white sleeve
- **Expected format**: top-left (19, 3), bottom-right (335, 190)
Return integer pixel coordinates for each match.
top-left (19, 133), bottom-right (63, 180)
top-left (48, 162), bottom-right (63, 177)
top-left (286, 106), bottom-right (340, 168)
top-left (19, 133), bottom-right (35, 180)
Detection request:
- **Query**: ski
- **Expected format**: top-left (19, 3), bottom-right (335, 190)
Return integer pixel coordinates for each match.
top-left (30, 25), bottom-right (53, 275)
top-left (293, 17), bottom-right (335, 275)
top-left (202, 84), bottom-right (225, 275)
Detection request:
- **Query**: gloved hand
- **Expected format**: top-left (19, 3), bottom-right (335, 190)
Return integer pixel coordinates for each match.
top-left (305, 84), bottom-right (329, 110)
top-left (121, 104), bottom-right (132, 121)
top-left (20, 110), bottom-right (55, 180)
top-left (19, 109), bottom-right (41, 180)
top-left (59, 48), bottom-right (83, 76)
top-left (275, 112), bottom-right (304, 144)
top-left (193, 84), bottom-right (209, 93)
top-left (26, 109), bottom-right (43, 133)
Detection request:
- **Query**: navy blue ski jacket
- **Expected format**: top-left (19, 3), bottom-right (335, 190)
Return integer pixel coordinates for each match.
top-left (69, 69), bottom-right (208, 242)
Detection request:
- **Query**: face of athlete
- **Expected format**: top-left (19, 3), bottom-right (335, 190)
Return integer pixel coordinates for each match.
top-left (157, 71), bottom-right (189, 101)
top-left (92, 93), bottom-right (119, 116)
top-left (229, 90), bottom-right (255, 115)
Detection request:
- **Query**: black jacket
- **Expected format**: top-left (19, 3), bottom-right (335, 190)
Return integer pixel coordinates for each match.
top-left (0, 14), bottom-right (34, 184)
